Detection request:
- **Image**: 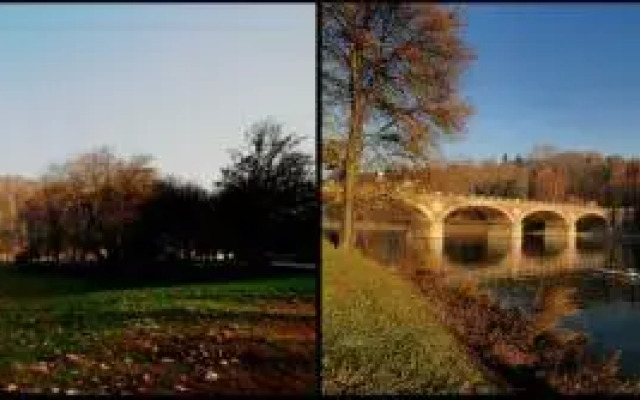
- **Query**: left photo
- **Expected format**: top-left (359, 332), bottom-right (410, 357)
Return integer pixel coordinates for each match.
top-left (0, 4), bottom-right (317, 395)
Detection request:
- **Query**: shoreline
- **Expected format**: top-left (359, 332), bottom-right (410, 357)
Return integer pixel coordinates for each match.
top-left (397, 260), bottom-right (640, 394)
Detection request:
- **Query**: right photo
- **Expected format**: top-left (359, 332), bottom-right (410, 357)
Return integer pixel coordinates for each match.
top-left (322, 3), bottom-right (640, 395)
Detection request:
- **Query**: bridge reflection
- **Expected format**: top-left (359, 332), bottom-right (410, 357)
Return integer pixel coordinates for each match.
top-left (435, 232), bottom-right (614, 282)
top-left (323, 222), bottom-right (622, 278)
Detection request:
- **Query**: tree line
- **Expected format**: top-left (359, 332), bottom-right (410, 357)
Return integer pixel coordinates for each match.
top-left (327, 143), bottom-right (640, 205)
top-left (0, 120), bottom-right (317, 272)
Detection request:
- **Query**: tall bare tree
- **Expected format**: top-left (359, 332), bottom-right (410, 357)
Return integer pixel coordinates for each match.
top-left (322, 3), bottom-right (475, 248)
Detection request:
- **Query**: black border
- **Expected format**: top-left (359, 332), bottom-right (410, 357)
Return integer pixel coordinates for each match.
top-left (315, 2), bottom-right (323, 397)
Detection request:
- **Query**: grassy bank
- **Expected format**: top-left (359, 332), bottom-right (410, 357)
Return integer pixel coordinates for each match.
top-left (0, 267), bottom-right (316, 395)
top-left (322, 241), bottom-right (490, 395)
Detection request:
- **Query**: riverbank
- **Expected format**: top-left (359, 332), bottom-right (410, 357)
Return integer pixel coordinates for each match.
top-left (322, 242), bottom-right (492, 394)
top-left (398, 259), bottom-right (640, 394)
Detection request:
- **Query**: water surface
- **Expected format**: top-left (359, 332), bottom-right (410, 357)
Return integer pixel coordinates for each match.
top-left (349, 227), bottom-right (640, 378)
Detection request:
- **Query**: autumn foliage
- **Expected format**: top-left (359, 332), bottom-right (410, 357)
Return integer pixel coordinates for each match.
top-left (345, 147), bottom-right (640, 212)
top-left (322, 3), bottom-right (474, 248)
top-left (2, 121), bottom-right (316, 273)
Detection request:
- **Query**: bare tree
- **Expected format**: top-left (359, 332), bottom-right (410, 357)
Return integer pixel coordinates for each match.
top-left (322, 3), bottom-right (474, 248)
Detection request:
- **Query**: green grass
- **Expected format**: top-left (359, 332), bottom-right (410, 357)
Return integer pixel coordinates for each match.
top-left (0, 267), bottom-right (316, 394)
top-left (322, 241), bottom-right (488, 395)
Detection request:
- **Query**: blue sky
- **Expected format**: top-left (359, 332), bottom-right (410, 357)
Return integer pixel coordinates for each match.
top-left (0, 4), bottom-right (315, 186)
top-left (441, 4), bottom-right (640, 161)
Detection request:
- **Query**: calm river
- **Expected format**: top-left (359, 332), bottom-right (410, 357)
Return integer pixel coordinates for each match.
top-left (351, 228), bottom-right (640, 378)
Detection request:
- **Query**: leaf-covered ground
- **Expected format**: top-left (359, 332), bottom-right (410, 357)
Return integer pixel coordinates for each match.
top-left (0, 268), bottom-right (316, 395)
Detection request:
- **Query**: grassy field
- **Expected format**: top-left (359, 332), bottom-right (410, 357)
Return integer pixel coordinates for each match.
top-left (0, 267), bottom-right (316, 395)
top-left (322, 241), bottom-right (490, 395)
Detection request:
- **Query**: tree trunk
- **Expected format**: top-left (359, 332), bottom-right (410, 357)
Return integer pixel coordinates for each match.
top-left (340, 44), bottom-right (365, 249)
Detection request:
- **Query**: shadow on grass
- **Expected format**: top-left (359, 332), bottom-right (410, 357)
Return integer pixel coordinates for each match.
top-left (0, 260), bottom-right (315, 299)
top-left (0, 263), bottom-right (316, 368)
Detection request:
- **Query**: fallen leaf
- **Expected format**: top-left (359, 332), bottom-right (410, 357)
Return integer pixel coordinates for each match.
top-left (204, 370), bottom-right (219, 382)
top-left (174, 385), bottom-right (188, 392)
top-left (65, 354), bottom-right (83, 364)
top-left (29, 362), bottom-right (49, 374)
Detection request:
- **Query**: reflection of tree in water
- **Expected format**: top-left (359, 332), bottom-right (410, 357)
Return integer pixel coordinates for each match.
top-left (323, 192), bottom-right (429, 268)
top-left (352, 225), bottom-right (442, 271)
top-left (531, 285), bottom-right (579, 340)
top-left (597, 242), bottom-right (640, 271)
top-left (489, 271), bottom-right (640, 318)
top-left (577, 272), bottom-right (640, 307)
top-left (626, 243), bottom-right (640, 271)
top-left (355, 230), bottom-right (407, 267)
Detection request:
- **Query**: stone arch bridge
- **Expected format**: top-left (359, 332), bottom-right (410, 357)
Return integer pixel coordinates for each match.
top-left (400, 191), bottom-right (608, 238)
top-left (323, 181), bottom-right (610, 253)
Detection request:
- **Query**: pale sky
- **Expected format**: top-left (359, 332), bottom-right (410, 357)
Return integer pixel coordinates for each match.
top-left (0, 4), bottom-right (315, 187)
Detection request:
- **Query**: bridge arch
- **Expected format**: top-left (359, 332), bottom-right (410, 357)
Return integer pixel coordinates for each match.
top-left (442, 204), bottom-right (514, 225)
top-left (437, 204), bottom-right (515, 267)
top-left (575, 211), bottom-right (608, 224)
top-left (520, 209), bottom-right (571, 238)
top-left (440, 204), bottom-right (516, 246)
top-left (575, 212), bottom-right (608, 234)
